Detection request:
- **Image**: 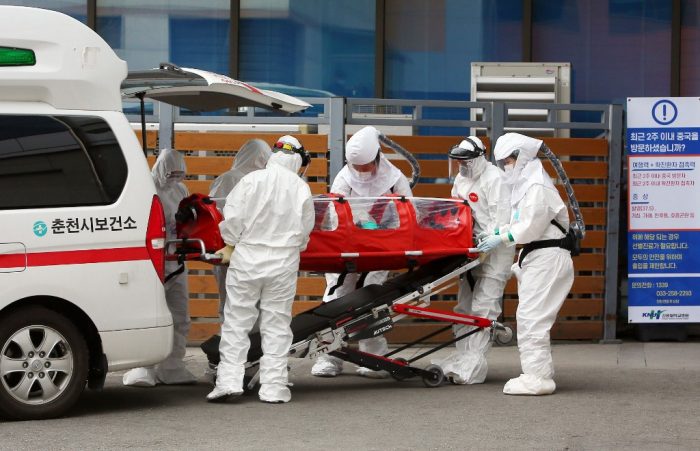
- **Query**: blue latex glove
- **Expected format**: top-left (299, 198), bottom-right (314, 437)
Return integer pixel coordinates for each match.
top-left (477, 235), bottom-right (504, 253)
top-left (475, 230), bottom-right (491, 242)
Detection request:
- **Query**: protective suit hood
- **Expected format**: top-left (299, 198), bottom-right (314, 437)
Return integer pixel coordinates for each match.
top-left (209, 139), bottom-right (271, 206)
top-left (494, 133), bottom-right (541, 163)
top-left (277, 135), bottom-right (303, 151)
top-left (152, 148), bottom-right (186, 189)
top-left (346, 126), bottom-right (380, 165)
top-left (494, 133), bottom-right (554, 206)
top-left (231, 139), bottom-right (271, 172)
top-left (268, 150), bottom-right (302, 174)
top-left (337, 126), bottom-right (404, 196)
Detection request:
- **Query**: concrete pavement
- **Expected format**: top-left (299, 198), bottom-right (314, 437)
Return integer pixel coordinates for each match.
top-left (1, 342), bottom-right (699, 450)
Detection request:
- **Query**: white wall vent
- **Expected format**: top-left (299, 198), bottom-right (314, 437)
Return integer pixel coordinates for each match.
top-left (470, 62), bottom-right (571, 137)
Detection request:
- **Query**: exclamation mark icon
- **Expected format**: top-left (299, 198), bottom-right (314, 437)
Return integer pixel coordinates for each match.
top-left (662, 104), bottom-right (667, 121)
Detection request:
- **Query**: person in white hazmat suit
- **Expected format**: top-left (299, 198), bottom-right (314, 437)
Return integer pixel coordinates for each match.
top-left (123, 148), bottom-right (197, 386)
top-left (209, 139), bottom-right (271, 320)
top-left (311, 125), bottom-right (412, 379)
top-left (207, 135), bottom-right (314, 403)
top-left (477, 132), bottom-right (574, 395)
top-left (432, 137), bottom-right (515, 384)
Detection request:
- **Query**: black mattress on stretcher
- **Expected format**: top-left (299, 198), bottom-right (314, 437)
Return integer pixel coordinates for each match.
top-left (201, 255), bottom-right (469, 364)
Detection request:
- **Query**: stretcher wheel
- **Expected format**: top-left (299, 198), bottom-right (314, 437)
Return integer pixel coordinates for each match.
top-left (390, 358), bottom-right (409, 381)
top-left (494, 325), bottom-right (514, 346)
top-left (421, 365), bottom-right (444, 388)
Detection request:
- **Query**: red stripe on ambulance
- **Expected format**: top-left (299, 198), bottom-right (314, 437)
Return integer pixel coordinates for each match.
top-left (0, 247), bottom-right (150, 268)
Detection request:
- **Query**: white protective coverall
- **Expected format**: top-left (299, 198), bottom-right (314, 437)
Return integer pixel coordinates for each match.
top-left (311, 125), bottom-right (412, 379)
top-left (433, 138), bottom-right (515, 384)
top-left (484, 133), bottom-right (574, 395)
top-left (123, 149), bottom-right (197, 386)
top-left (209, 139), bottom-right (271, 319)
top-left (207, 150), bottom-right (314, 403)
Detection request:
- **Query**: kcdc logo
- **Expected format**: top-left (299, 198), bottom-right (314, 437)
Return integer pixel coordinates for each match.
top-left (641, 310), bottom-right (665, 320)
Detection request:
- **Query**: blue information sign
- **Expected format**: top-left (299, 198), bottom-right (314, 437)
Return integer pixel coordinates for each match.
top-left (627, 97), bottom-right (700, 323)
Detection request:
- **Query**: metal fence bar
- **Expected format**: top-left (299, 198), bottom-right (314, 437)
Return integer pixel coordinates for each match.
top-left (603, 104), bottom-right (624, 343)
top-left (490, 102), bottom-right (506, 148)
top-left (158, 102), bottom-right (175, 150)
top-left (347, 118), bottom-right (489, 128)
top-left (506, 121), bottom-right (610, 130)
top-left (345, 99), bottom-right (492, 130)
top-left (167, 115), bottom-right (329, 125)
top-left (504, 102), bottom-right (613, 112)
top-left (328, 97), bottom-right (346, 184)
top-left (347, 98), bottom-right (491, 109)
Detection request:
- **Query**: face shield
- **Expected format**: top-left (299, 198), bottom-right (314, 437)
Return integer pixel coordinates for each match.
top-left (272, 140), bottom-right (310, 177)
top-left (449, 158), bottom-right (478, 181)
top-left (447, 138), bottom-right (485, 181)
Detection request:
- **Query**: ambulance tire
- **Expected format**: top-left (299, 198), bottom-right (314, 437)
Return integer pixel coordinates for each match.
top-left (0, 306), bottom-right (89, 421)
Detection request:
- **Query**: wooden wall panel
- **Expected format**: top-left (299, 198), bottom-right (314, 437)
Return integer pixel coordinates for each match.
top-left (173, 133), bottom-right (611, 343)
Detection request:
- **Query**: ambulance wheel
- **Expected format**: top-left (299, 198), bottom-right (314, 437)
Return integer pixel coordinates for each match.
top-left (390, 358), bottom-right (409, 381)
top-left (0, 306), bottom-right (88, 421)
top-left (421, 365), bottom-right (444, 388)
top-left (494, 325), bottom-right (515, 346)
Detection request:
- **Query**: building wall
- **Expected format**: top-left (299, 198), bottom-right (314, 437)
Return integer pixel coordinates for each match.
top-left (3, 0), bottom-right (699, 101)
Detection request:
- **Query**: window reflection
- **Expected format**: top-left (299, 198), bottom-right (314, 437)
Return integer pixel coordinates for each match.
top-left (533, 0), bottom-right (672, 104)
top-left (681, 0), bottom-right (700, 95)
top-left (239, 0), bottom-right (375, 98)
top-left (96, 1), bottom-right (230, 73)
top-left (384, 0), bottom-right (522, 101)
top-left (4, 0), bottom-right (86, 22)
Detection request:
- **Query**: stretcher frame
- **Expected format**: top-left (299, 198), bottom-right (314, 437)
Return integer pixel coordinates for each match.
top-left (205, 254), bottom-right (513, 389)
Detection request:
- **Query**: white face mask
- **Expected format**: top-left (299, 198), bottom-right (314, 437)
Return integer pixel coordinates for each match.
top-left (503, 164), bottom-right (514, 176)
top-left (356, 171), bottom-right (374, 181)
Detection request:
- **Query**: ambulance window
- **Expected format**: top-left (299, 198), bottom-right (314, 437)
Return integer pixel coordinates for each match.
top-left (0, 115), bottom-right (128, 209)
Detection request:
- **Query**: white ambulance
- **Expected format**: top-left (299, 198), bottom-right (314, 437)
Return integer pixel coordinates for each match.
top-left (0, 6), bottom-right (173, 420)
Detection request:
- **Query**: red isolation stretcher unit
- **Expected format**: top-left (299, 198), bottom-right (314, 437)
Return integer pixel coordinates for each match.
top-left (168, 193), bottom-right (512, 389)
top-left (300, 194), bottom-right (476, 272)
top-left (169, 193), bottom-right (477, 272)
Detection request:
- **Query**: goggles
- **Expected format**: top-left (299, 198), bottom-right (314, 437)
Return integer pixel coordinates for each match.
top-left (166, 170), bottom-right (185, 180)
top-left (273, 140), bottom-right (311, 176)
